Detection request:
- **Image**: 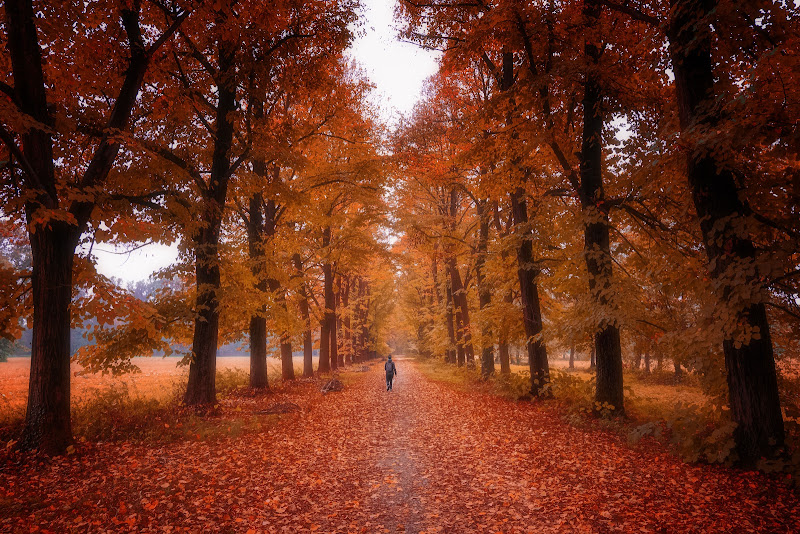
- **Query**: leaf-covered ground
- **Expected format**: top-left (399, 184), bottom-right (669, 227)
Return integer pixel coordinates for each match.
top-left (2, 359), bottom-right (799, 533)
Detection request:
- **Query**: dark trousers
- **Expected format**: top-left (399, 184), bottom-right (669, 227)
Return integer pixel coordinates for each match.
top-left (386, 373), bottom-right (394, 390)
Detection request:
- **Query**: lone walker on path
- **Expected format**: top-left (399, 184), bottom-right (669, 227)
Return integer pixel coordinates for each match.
top-left (385, 355), bottom-right (397, 391)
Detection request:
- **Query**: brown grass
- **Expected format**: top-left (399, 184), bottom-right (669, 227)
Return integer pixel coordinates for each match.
top-left (0, 356), bottom-right (301, 424)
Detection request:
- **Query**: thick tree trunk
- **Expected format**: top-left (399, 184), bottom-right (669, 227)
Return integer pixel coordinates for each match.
top-left (319, 316), bottom-right (330, 374)
top-left (475, 201), bottom-right (495, 378)
top-left (448, 259), bottom-right (474, 367)
top-left (280, 339), bottom-right (294, 381)
top-left (667, 0), bottom-right (784, 463)
top-left (674, 360), bottom-right (683, 384)
top-left (185, 41), bottom-right (236, 407)
top-left (246, 194), bottom-right (269, 390)
top-left (8, 0), bottom-right (74, 453)
top-left (590, 345), bottom-right (596, 370)
top-left (292, 253), bottom-right (314, 377)
top-left (499, 340), bottom-right (511, 374)
top-left (498, 291), bottom-right (512, 374)
top-left (569, 345), bottom-right (575, 370)
top-left (341, 276), bottom-right (351, 365)
top-left (249, 314), bottom-right (268, 388)
top-left (21, 225), bottom-right (77, 453)
top-left (259, 183), bottom-right (294, 383)
top-left (510, 188), bottom-right (550, 397)
top-left (318, 228), bottom-right (333, 373)
top-left (185, 230), bottom-right (221, 406)
top-left (444, 279), bottom-right (458, 365)
top-left (580, 0), bottom-right (624, 414)
top-left (326, 266), bottom-right (338, 371)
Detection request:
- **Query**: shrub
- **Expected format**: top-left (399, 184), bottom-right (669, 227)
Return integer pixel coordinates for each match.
top-left (72, 383), bottom-right (171, 442)
top-left (215, 368), bottom-right (250, 396)
top-left (492, 371), bottom-right (532, 400)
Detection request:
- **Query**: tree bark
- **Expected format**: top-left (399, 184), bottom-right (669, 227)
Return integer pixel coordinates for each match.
top-left (580, 0), bottom-right (624, 414)
top-left (261, 197), bottom-right (294, 382)
top-left (475, 200), bottom-right (495, 378)
top-left (318, 227), bottom-right (333, 373)
top-left (674, 360), bottom-right (683, 384)
top-left (510, 187), bottom-right (550, 397)
top-left (667, 0), bottom-right (784, 463)
top-left (341, 276), bottom-right (351, 365)
top-left (499, 340), bottom-right (511, 374)
top-left (246, 194), bottom-right (269, 390)
top-left (267, 274), bottom-right (295, 381)
top-left (569, 345), bottom-right (575, 370)
top-left (326, 270), bottom-right (338, 371)
top-left (292, 253), bottom-right (314, 377)
top-left (448, 259), bottom-right (474, 368)
top-left (185, 40), bottom-right (236, 407)
top-left (444, 278), bottom-right (458, 365)
top-left (22, 225), bottom-right (77, 453)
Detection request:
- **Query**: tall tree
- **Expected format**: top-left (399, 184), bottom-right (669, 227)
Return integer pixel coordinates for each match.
top-left (1, 0), bottom-right (187, 452)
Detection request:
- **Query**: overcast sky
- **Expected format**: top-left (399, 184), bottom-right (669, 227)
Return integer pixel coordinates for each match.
top-left (91, 0), bottom-right (440, 284)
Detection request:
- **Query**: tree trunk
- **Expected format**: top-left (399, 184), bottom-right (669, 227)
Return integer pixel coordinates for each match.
top-left (185, 229), bottom-right (221, 406)
top-left (580, 0), bottom-right (624, 414)
top-left (667, 0), bottom-right (784, 463)
top-left (341, 276), bottom-right (351, 365)
top-left (590, 345), bottom-right (596, 370)
top-left (259, 180), bottom-right (294, 382)
top-left (326, 267), bottom-right (338, 371)
top-left (643, 349), bottom-right (650, 374)
top-left (448, 259), bottom-right (474, 367)
top-left (21, 225), bottom-right (77, 453)
top-left (265, 276), bottom-right (294, 382)
top-left (185, 41), bottom-right (236, 407)
top-left (510, 187), bottom-right (550, 397)
top-left (249, 314), bottom-right (268, 389)
top-left (292, 253), bottom-right (314, 377)
top-left (444, 278), bottom-right (458, 365)
top-left (498, 291), bottom-right (512, 374)
top-left (475, 201), bottom-right (495, 378)
top-left (318, 228), bottom-right (333, 373)
top-left (674, 360), bottom-right (683, 384)
top-left (569, 345), bottom-right (575, 370)
top-left (246, 194), bottom-right (269, 390)
top-left (499, 341), bottom-right (511, 374)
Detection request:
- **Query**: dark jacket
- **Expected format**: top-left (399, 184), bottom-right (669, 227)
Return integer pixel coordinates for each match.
top-left (384, 360), bottom-right (397, 376)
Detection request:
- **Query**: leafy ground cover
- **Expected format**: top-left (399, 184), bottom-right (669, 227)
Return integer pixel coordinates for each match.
top-left (2, 358), bottom-right (799, 533)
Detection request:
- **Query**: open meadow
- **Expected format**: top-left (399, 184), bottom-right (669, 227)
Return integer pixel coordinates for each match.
top-left (0, 356), bottom-right (314, 423)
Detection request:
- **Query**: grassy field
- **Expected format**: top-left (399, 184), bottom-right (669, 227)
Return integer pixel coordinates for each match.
top-left (0, 356), bottom-right (314, 423)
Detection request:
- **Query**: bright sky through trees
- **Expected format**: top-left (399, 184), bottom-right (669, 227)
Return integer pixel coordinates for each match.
top-left (89, 0), bottom-right (439, 284)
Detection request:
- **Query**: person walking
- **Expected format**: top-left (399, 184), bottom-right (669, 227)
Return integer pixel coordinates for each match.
top-left (385, 355), bottom-right (397, 391)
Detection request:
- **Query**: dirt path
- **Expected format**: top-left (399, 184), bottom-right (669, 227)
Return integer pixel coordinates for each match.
top-left (2, 359), bottom-right (799, 533)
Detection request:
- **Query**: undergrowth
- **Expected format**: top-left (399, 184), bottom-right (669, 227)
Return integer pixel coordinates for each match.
top-left (417, 358), bottom-right (800, 477)
top-left (2, 368), bottom-right (286, 449)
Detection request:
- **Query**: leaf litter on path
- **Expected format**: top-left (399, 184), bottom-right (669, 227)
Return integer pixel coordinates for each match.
top-left (1, 360), bottom-right (799, 533)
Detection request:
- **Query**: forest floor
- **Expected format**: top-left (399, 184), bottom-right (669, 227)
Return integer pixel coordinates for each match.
top-left (2, 358), bottom-right (799, 533)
